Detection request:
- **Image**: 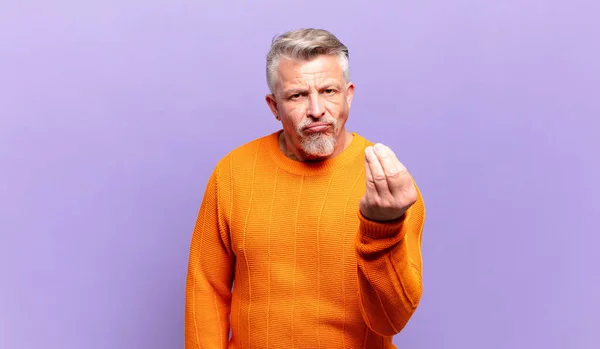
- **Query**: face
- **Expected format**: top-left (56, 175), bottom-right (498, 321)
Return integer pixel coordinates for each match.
top-left (266, 54), bottom-right (355, 161)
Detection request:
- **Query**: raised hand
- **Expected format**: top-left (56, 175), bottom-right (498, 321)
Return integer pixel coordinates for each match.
top-left (360, 143), bottom-right (418, 222)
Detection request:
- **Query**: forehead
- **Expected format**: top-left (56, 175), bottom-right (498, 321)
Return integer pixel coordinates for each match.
top-left (276, 55), bottom-right (344, 87)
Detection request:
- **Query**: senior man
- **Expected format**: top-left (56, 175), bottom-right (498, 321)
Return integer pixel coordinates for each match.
top-left (185, 28), bottom-right (426, 349)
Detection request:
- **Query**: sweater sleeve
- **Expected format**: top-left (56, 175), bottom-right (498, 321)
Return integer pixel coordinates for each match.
top-left (185, 169), bottom-right (234, 349)
top-left (354, 183), bottom-right (426, 336)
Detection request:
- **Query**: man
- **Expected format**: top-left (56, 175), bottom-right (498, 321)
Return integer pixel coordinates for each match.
top-left (184, 28), bottom-right (426, 349)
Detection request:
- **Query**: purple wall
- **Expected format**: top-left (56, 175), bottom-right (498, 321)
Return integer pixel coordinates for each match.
top-left (1, 1), bottom-right (598, 348)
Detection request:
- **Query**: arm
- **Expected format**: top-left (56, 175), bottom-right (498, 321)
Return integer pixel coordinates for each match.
top-left (355, 143), bottom-right (426, 336)
top-left (355, 187), bottom-right (425, 336)
top-left (185, 169), bottom-right (234, 348)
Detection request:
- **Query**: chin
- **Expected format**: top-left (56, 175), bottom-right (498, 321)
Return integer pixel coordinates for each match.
top-left (300, 133), bottom-right (337, 159)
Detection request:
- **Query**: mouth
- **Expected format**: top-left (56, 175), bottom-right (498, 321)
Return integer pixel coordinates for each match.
top-left (303, 122), bottom-right (331, 133)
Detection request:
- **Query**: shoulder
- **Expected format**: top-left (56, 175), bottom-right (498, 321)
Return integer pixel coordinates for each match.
top-left (211, 131), bottom-right (277, 177)
top-left (353, 132), bottom-right (375, 148)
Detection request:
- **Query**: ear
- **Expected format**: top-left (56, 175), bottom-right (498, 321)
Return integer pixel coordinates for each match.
top-left (345, 82), bottom-right (355, 108)
top-left (265, 94), bottom-right (280, 120)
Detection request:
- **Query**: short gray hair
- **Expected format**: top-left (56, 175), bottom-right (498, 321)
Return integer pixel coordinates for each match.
top-left (266, 28), bottom-right (350, 93)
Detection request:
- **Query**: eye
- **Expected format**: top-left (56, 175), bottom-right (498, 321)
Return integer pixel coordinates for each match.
top-left (324, 89), bottom-right (336, 95)
top-left (287, 92), bottom-right (305, 101)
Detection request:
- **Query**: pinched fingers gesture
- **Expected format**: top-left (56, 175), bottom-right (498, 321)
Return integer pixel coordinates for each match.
top-left (360, 143), bottom-right (418, 222)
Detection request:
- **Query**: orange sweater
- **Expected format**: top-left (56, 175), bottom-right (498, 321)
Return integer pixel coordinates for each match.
top-left (185, 130), bottom-right (426, 349)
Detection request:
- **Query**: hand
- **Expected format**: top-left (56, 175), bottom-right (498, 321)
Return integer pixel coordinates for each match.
top-left (360, 143), bottom-right (418, 222)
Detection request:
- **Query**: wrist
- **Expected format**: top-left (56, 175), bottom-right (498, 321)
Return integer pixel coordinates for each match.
top-left (357, 209), bottom-right (407, 239)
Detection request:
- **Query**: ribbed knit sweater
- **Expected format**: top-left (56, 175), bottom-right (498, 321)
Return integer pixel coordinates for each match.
top-left (185, 130), bottom-right (426, 349)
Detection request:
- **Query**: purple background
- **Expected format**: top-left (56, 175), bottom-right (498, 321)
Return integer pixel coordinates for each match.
top-left (1, 1), bottom-right (599, 348)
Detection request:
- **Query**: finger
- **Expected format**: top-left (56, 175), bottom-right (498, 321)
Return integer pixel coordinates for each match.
top-left (373, 143), bottom-right (399, 178)
top-left (364, 149), bottom-right (376, 192)
top-left (378, 145), bottom-right (413, 195)
top-left (364, 150), bottom-right (384, 205)
top-left (373, 144), bottom-right (413, 195)
top-left (365, 146), bottom-right (392, 197)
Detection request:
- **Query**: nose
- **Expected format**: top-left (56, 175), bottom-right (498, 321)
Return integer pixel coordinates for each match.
top-left (307, 92), bottom-right (326, 119)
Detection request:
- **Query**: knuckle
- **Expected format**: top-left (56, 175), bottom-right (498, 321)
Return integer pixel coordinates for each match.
top-left (373, 173), bottom-right (387, 181)
top-left (401, 189), bottom-right (418, 203)
top-left (409, 192), bottom-right (418, 203)
top-left (386, 169), bottom-right (401, 178)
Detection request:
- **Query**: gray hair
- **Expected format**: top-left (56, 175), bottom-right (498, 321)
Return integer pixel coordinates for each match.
top-left (266, 28), bottom-right (350, 93)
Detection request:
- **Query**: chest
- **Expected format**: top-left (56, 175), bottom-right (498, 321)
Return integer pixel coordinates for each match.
top-left (226, 171), bottom-right (366, 265)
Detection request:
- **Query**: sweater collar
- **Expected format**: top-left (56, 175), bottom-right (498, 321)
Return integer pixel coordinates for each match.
top-left (265, 129), bottom-right (368, 176)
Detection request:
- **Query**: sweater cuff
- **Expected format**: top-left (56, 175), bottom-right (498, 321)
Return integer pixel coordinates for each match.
top-left (357, 209), bottom-right (407, 239)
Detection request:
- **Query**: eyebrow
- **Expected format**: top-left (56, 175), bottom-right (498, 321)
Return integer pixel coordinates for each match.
top-left (284, 88), bottom-right (307, 95)
top-left (283, 83), bottom-right (341, 95)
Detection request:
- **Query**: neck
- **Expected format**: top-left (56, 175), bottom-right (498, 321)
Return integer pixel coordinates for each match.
top-left (279, 129), bottom-right (353, 162)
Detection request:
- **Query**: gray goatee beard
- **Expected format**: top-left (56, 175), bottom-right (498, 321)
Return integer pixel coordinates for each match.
top-left (297, 118), bottom-right (339, 158)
